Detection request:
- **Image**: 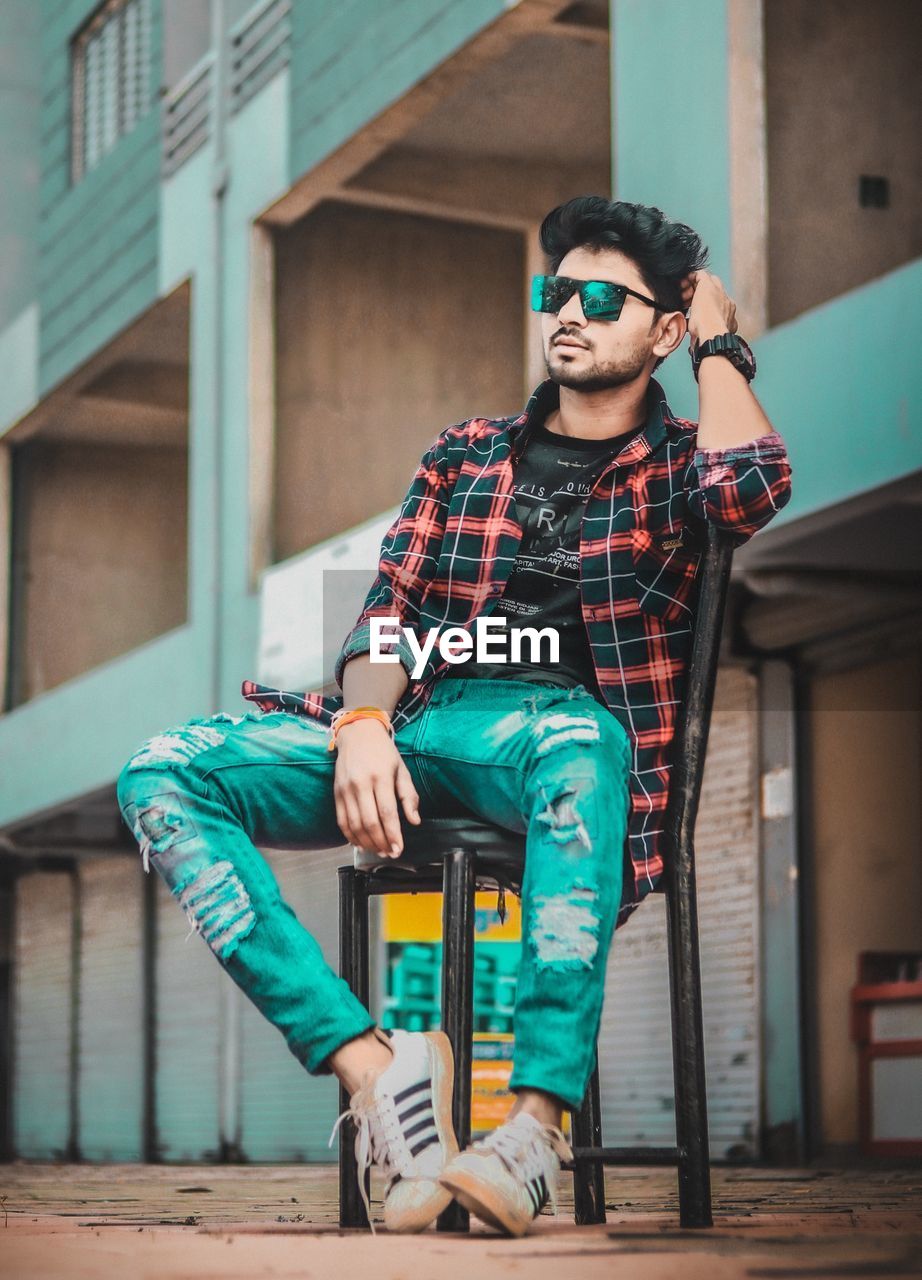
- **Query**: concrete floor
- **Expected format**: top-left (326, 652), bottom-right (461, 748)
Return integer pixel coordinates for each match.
top-left (2, 1162), bottom-right (921, 1279)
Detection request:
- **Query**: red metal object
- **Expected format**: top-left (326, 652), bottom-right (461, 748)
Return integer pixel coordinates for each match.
top-left (851, 952), bottom-right (922, 1158)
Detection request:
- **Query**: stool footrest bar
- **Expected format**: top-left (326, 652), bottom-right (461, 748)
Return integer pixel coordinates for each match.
top-left (563, 1146), bottom-right (682, 1167)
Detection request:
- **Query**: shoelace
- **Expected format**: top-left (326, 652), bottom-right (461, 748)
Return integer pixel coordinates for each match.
top-left (328, 1073), bottom-right (429, 1234)
top-left (476, 1117), bottom-right (574, 1218)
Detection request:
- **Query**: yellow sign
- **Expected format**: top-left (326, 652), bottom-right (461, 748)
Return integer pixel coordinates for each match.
top-left (382, 890), bottom-right (526, 1133)
top-left (472, 1032), bottom-right (515, 1131)
top-left (383, 890), bottom-right (521, 943)
top-left (471, 1033), bottom-right (571, 1137)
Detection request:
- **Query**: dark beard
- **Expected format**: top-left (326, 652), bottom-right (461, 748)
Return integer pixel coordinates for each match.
top-left (545, 347), bottom-right (649, 392)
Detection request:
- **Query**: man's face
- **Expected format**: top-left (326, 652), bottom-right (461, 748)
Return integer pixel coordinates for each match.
top-left (541, 246), bottom-right (673, 392)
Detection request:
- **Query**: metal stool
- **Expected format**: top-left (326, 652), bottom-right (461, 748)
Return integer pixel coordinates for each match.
top-left (338, 525), bottom-right (734, 1232)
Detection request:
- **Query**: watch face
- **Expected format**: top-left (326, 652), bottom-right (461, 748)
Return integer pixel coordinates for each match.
top-left (725, 339), bottom-right (748, 368)
top-left (731, 337), bottom-right (756, 374)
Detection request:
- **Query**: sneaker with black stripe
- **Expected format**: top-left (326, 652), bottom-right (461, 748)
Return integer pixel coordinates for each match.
top-left (329, 1028), bottom-right (458, 1233)
top-left (437, 1110), bottom-right (573, 1236)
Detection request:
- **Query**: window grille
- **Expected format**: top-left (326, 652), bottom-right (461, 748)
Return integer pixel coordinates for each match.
top-left (71, 0), bottom-right (152, 183)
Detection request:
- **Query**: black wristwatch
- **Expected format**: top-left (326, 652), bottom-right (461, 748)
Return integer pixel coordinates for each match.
top-left (690, 332), bottom-right (757, 383)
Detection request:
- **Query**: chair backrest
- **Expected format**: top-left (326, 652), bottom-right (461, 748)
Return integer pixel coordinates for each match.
top-left (662, 524), bottom-right (736, 866)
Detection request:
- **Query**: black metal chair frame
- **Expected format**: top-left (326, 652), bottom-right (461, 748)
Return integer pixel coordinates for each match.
top-left (338, 524), bottom-right (735, 1232)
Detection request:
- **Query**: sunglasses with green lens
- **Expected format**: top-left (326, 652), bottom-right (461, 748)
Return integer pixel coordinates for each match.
top-left (531, 273), bottom-right (661, 321)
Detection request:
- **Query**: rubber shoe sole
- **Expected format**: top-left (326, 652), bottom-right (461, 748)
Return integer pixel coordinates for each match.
top-left (437, 1164), bottom-right (533, 1237)
top-left (383, 1030), bottom-right (459, 1233)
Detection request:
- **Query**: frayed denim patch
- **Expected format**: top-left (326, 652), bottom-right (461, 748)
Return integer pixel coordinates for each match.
top-left (126, 723), bottom-right (227, 772)
top-left (529, 885), bottom-right (601, 970)
top-left (177, 860), bottom-right (256, 961)
top-left (124, 794), bottom-right (197, 873)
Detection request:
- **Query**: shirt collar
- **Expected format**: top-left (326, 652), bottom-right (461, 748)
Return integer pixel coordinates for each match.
top-left (508, 376), bottom-right (676, 465)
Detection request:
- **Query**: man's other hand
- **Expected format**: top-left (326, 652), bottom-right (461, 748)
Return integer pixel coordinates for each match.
top-left (332, 719), bottom-right (421, 857)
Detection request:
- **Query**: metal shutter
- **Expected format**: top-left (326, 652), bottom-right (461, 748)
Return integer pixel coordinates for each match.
top-left (154, 871), bottom-right (223, 1161)
top-left (13, 871), bottom-right (75, 1158)
top-left (238, 845), bottom-right (348, 1161)
top-left (598, 665), bottom-right (761, 1159)
top-left (77, 856), bottom-right (145, 1160)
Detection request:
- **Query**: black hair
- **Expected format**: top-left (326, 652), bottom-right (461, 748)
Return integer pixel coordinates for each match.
top-left (539, 196), bottom-right (709, 314)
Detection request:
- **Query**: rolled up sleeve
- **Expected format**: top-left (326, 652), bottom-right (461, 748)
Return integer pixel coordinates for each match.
top-left (684, 429), bottom-right (793, 547)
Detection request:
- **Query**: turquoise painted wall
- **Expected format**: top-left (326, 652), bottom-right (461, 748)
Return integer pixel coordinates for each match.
top-left (611, 0), bottom-right (922, 518)
top-left (610, 0), bottom-right (733, 424)
top-left (288, 0), bottom-right (507, 179)
top-left (611, 0), bottom-right (732, 283)
top-left (752, 259), bottom-right (922, 526)
top-left (37, 0), bottom-right (162, 393)
top-left (0, 2), bottom-right (41, 330)
top-left (4, 0), bottom-right (921, 828)
top-left (0, 627), bottom-right (209, 830)
top-left (4, 0), bottom-right (922, 1171)
top-left (652, 262), bottom-right (922, 513)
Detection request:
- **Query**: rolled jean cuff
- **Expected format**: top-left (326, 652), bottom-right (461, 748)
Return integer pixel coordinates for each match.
top-left (303, 1011), bottom-right (378, 1076)
top-left (508, 1068), bottom-right (587, 1113)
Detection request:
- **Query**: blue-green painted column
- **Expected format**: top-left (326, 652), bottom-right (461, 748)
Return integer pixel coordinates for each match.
top-left (612, 0), bottom-right (732, 278)
top-left (759, 661), bottom-right (806, 1162)
top-left (0, 1), bottom-right (40, 330)
top-left (611, 0), bottom-right (732, 417)
top-left (613, 2), bottom-right (806, 1155)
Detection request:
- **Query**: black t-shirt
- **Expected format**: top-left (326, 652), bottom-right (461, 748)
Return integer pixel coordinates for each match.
top-left (440, 413), bottom-right (646, 702)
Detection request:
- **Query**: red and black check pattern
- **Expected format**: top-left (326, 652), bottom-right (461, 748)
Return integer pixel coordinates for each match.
top-left (243, 379), bottom-right (792, 928)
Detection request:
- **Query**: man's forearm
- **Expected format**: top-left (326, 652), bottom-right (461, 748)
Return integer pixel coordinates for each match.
top-left (695, 353), bottom-right (777, 451)
top-left (340, 652), bottom-right (409, 718)
top-left (684, 269), bottom-right (779, 451)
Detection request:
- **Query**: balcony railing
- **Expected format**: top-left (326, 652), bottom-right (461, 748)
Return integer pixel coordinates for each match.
top-left (230, 0), bottom-right (292, 114)
top-left (161, 54), bottom-right (213, 176)
top-left (160, 0), bottom-right (291, 177)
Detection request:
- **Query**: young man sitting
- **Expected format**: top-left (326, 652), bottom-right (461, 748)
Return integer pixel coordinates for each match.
top-left (118, 196), bottom-right (792, 1235)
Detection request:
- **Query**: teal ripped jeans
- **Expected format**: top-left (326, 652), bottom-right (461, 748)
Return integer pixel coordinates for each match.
top-left (116, 677), bottom-right (632, 1110)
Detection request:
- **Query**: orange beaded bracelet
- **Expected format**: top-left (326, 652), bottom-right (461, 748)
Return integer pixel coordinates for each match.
top-left (327, 705), bottom-right (394, 752)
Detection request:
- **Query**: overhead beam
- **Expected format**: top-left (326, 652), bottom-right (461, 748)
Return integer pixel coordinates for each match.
top-left (6, 282), bottom-right (191, 447)
top-left (34, 402), bottom-right (188, 448)
top-left (0, 786), bottom-right (126, 847)
top-left (260, 0), bottom-right (588, 230)
top-left (80, 360), bottom-right (189, 414)
top-left (342, 147), bottom-right (604, 232)
top-left (329, 184), bottom-right (528, 234)
top-left (551, 20), bottom-right (608, 45)
top-left (0, 841), bottom-right (134, 861)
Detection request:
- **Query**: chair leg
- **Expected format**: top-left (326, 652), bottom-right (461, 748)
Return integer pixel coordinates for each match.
top-left (338, 866), bottom-right (371, 1230)
top-left (570, 1052), bottom-right (606, 1225)
top-left (664, 860), bottom-right (713, 1229)
top-left (437, 846), bottom-right (476, 1233)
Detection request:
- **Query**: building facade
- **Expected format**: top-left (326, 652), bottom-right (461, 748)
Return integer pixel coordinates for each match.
top-left (1, 0), bottom-right (920, 1164)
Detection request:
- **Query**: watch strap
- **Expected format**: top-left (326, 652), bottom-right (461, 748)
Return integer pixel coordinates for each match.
top-left (690, 332), bottom-right (756, 382)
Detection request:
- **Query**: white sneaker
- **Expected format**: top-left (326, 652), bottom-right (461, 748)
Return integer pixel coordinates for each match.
top-left (438, 1111), bottom-right (573, 1236)
top-left (329, 1029), bottom-right (459, 1233)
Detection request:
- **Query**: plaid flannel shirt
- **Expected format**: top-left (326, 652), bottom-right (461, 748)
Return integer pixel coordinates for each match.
top-left (243, 377), bottom-right (792, 928)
